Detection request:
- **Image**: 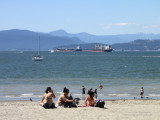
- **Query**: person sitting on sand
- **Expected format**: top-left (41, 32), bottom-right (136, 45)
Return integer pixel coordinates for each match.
top-left (83, 90), bottom-right (97, 107)
top-left (56, 87), bottom-right (74, 107)
top-left (140, 87), bottom-right (144, 98)
top-left (40, 87), bottom-right (56, 108)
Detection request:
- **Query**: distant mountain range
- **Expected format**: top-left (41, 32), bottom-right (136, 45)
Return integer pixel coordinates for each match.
top-left (50, 30), bottom-right (160, 44)
top-left (0, 29), bottom-right (83, 51)
top-left (112, 39), bottom-right (160, 51)
top-left (0, 29), bottom-right (160, 51)
top-left (54, 39), bottom-right (160, 51)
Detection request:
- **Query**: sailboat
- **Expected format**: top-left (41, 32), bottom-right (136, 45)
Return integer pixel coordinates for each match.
top-left (32, 36), bottom-right (43, 61)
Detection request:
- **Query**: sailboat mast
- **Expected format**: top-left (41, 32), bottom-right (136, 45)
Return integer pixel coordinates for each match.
top-left (38, 36), bottom-right (40, 55)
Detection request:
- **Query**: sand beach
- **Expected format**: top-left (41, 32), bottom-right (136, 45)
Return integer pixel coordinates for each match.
top-left (1, 100), bottom-right (160, 120)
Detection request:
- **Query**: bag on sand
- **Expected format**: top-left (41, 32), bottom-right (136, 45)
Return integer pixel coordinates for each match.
top-left (63, 95), bottom-right (78, 108)
top-left (94, 99), bottom-right (105, 108)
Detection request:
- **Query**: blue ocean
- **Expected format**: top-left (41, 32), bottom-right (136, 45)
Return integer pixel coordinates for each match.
top-left (0, 51), bottom-right (160, 101)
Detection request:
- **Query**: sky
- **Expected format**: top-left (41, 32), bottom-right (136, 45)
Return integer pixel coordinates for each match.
top-left (0, 0), bottom-right (160, 35)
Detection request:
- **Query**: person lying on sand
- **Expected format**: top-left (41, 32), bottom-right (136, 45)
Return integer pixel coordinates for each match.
top-left (40, 87), bottom-right (56, 109)
top-left (56, 87), bottom-right (74, 107)
top-left (82, 90), bottom-right (97, 107)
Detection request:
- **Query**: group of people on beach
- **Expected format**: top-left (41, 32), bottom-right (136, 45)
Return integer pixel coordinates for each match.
top-left (40, 83), bottom-right (144, 109)
top-left (40, 83), bottom-right (103, 109)
top-left (40, 86), bottom-right (98, 108)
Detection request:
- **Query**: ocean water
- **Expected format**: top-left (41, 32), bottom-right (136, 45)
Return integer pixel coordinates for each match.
top-left (0, 51), bottom-right (160, 101)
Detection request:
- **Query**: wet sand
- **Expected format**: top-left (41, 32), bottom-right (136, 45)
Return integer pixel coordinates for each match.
top-left (1, 100), bottom-right (160, 120)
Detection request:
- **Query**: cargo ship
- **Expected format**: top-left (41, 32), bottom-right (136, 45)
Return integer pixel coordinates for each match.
top-left (56, 46), bottom-right (82, 52)
top-left (92, 44), bottom-right (112, 52)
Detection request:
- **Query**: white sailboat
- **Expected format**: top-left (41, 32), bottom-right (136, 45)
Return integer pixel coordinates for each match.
top-left (32, 36), bottom-right (43, 61)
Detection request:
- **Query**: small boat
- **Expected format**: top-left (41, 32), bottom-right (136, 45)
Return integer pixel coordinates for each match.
top-left (32, 36), bottom-right (43, 61)
top-left (75, 45), bottom-right (82, 51)
top-left (50, 49), bottom-right (54, 53)
top-left (32, 55), bottom-right (43, 61)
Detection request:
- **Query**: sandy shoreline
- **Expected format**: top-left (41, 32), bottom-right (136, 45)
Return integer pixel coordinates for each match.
top-left (1, 100), bottom-right (160, 120)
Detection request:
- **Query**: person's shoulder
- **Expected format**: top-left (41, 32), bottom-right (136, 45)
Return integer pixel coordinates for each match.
top-left (43, 93), bottom-right (47, 97)
top-left (94, 98), bottom-right (97, 101)
top-left (60, 94), bottom-right (64, 98)
top-left (87, 96), bottom-right (91, 99)
top-left (48, 93), bottom-right (53, 96)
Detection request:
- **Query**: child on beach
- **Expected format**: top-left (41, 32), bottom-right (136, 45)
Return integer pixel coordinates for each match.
top-left (56, 87), bottom-right (74, 107)
top-left (40, 87), bottom-right (56, 109)
top-left (82, 90), bottom-right (97, 107)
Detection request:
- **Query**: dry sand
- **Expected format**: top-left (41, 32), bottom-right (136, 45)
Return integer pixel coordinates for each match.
top-left (0, 100), bottom-right (160, 120)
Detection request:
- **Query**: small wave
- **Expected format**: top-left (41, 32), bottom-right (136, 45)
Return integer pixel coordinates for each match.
top-left (5, 96), bottom-right (13, 98)
top-left (21, 94), bottom-right (33, 96)
top-left (3, 95), bottom-right (41, 98)
top-left (19, 95), bottom-right (41, 98)
top-left (108, 94), bottom-right (130, 97)
top-left (56, 92), bottom-right (62, 94)
top-left (3, 95), bottom-right (19, 98)
top-left (72, 94), bottom-right (82, 96)
top-left (149, 94), bottom-right (160, 97)
top-left (143, 56), bottom-right (160, 58)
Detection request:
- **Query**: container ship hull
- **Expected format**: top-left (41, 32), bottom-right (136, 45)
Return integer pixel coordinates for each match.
top-left (104, 49), bottom-right (112, 52)
top-left (56, 46), bottom-right (82, 52)
top-left (92, 49), bottom-right (105, 52)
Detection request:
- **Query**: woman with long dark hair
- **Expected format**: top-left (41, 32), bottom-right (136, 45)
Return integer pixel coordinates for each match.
top-left (40, 87), bottom-right (56, 108)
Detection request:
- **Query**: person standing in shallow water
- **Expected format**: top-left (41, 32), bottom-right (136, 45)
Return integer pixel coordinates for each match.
top-left (94, 89), bottom-right (97, 99)
top-left (82, 86), bottom-right (86, 94)
top-left (90, 88), bottom-right (93, 92)
top-left (99, 83), bottom-right (103, 89)
top-left (140, 87), bottom-right (144, 98)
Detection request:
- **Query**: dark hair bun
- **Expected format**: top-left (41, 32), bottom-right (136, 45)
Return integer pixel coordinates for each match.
top-left (45, 87), bottom-right (51, 93)
top-left (63, 87), bottom-right (69, 93)
top-left (88, 90), bottom-right (94, 96)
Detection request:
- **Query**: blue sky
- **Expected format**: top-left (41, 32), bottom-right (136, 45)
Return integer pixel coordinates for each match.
top-left (0, 0), bottom-right (160, 35)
